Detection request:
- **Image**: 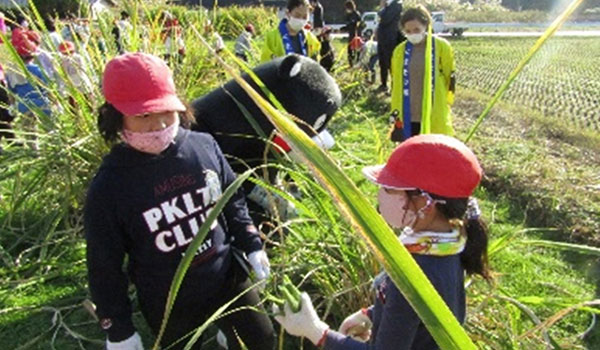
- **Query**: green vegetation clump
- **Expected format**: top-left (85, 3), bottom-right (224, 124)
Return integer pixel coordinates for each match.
top-left (0, 3), bottom-right (598, 350)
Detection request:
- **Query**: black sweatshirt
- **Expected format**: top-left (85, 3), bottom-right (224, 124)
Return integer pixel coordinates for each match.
top-left (84, 129), bottom-right (263, 341)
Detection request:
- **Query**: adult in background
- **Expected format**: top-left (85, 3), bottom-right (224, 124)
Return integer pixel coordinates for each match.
top-left (310, 0), bottom-right (324, 33)
top-left (389, 5), bottom-right (456, 142)
top-left (341, 0), bottom-right (361, 67)
top-left (261, 0), bottom-right (321, 63)
top-left (376, 0), bottom-right (403, 93)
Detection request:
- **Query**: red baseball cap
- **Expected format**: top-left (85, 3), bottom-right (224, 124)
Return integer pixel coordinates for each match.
top-left (58, 41), bottom-right (75, 55)
top-left (245, 24), bottom-right (255, 34)
top-left (11, 29), bottom-right (39, 57)
top-left (362, 134), bottom-right (482, 198)
top-left (102, 52), bottom-right (186, 116)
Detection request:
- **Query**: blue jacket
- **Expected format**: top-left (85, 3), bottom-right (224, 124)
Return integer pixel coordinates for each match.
top-left (324, 254), bottom-right (465, 350)
top-left (7, 62), bottom-right (49, 115)
top-left (84, 129), bottom-right (263, 341)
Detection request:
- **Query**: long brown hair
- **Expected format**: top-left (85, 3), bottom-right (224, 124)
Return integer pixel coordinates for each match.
top-left (433, 194), bottom-right (491, 281)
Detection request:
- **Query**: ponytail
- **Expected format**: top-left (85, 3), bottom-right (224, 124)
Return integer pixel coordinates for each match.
top-left (432, 195), bottom-right (492, 282)
top-left (462, 216), bottom-right (491, 281)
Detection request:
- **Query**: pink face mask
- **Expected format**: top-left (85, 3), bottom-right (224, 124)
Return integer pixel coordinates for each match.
top-left (377, 188), bottom-right (417, 229)
top-left (121, 119), bottom-right (179, 154)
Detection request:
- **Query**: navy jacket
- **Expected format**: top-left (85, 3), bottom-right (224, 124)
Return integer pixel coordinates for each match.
top-left (84, 129), bottom-right (263, 341)
top-left (376, 0), bottom-right (403, 50)
top-left (324, 254), bottom-right (465, 350)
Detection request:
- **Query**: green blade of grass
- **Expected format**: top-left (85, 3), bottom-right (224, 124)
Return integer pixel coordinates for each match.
top-left (421, 23), bottom-right (433, 134)
top-left (465, 0), bottom-right (585, 143)
top-left (192, 26), bottom-right (477, 350)
top-left (520, 239), bottom-right (600, 256)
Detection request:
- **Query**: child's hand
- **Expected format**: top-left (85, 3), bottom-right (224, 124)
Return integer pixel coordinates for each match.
top-left (106, 332), bottom-right (144, 350)
top-left (339, 308), bottom-right (372, 342)
top-left (273, 292), bottom-right (330, 345)
top-left (248, 250), bottom-right (270, 281)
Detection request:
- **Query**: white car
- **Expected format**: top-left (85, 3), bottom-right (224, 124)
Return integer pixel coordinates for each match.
top-left (361, 11), bottom-right (379, 37)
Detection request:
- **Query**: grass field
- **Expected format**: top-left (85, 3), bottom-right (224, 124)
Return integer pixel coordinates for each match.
top-left (1, 6), bottom-right (599, 349)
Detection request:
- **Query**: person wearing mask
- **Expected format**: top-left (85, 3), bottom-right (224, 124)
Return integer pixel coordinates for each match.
top-left (274, 133), bottom-right (491, 350)
top-left (341, 0), bottom-right (361, 67)
top-left (389, 5), bottom-right (456, 141)
top-left (85, 53), bottom-right (275, 350)
top-left (376, 0), bottom-right (403, 94)
top-left (261, 0), bottom-right (321, 63)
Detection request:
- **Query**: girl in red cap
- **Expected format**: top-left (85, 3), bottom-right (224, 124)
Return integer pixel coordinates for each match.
top-left (274, 134), bottom-right (490, 350)
top-left (4, 26), bottom-right (51, 151)
top-left (85, 52), bottom-right (274, 350)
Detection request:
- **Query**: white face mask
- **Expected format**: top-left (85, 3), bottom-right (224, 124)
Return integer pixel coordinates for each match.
top-left (377, 188), bottom-right (418, 229)
top-left (288, 17), bottom-right (307, 32)
top-left (406, 32), bottom-right (425, 45)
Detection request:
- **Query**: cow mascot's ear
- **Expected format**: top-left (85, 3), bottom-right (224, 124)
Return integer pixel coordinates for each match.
top-left (190, 54), bottom-right (342, 229)
top-left (278, 54), bottom-right (303, 79)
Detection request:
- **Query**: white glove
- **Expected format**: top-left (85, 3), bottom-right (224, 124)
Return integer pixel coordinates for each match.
top-left (339, 308), bottom-right (372, 342)
top-left (216, 329), bottom-right (228, 349)
top-left (288, 129), bottom-right (335, 163)
top-left (248, 250), bottom-right (270, 281)
top-left (312, 129), bottom-right (335, 150)
top-left (106, 332), bottom-right (144, 350)
top-left (274, 292), bottom-right (330, 345)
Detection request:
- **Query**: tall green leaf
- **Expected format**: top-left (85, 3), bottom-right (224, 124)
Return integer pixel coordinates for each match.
top-left (420, 23), bottom-right (433, 134)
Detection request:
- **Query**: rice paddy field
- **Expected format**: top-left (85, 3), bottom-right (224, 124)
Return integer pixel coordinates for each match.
top-left (453, 36), bottom-right (600, 131)
top-left (0, 3), bottom-right (599, 350)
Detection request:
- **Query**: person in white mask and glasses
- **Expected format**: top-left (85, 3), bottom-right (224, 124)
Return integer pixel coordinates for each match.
top-left (389, 5), bottom-right (456, 142)
top-left (261, 0), bottom-right (321, 62)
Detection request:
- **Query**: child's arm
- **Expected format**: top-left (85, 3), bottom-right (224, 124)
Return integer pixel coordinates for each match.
top-left (84, 185), bottom-right (136, 342)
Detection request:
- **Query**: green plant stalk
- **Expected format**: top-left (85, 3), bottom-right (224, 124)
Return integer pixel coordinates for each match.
top-left (279, 285), bottom-right (300, 313)
top-left (465, 0), bottom-right (585, 143)
top-left (192, 26), bottom-right (477, 350)
top-left (152, 169), bottom-right (254, 350)
top-left (421, 23), bottom-right (433, 134)
top-left (520, 240), bottom-right (600, 256)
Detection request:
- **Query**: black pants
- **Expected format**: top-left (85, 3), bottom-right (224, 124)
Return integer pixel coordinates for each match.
top-left (378, 46), bottom-right (393, 88)
top-left (347, 44), bottom-right (357, 67)
top-left (391, 122), bottom-right (421, 142)
top-left (143, 260), bottom-right (275, 350)
top-left (0, 85), bottom-right (14, 141)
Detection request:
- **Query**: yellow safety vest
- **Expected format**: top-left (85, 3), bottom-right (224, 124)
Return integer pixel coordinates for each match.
top-left (390, 36), bottom-right (455, 136)
top-left (260, 27), bottom-right (321, 63)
